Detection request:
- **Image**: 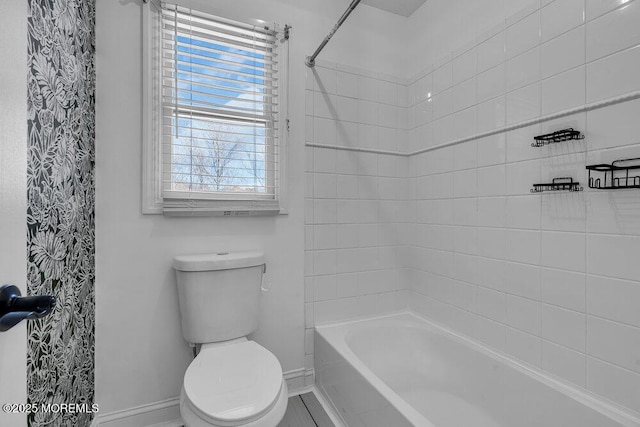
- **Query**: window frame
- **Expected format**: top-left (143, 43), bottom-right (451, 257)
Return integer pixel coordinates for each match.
top-left (142, 0), bottom-right (288, 216)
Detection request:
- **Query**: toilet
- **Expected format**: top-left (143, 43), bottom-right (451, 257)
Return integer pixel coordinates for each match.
top-left (173, 251), bottom-right (288, 427)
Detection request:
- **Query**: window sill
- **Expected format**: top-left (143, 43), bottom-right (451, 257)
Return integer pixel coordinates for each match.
top-left (145, 198), bottom-right (284, 217)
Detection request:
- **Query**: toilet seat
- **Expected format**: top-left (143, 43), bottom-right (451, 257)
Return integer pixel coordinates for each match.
top-left (182, 339), bottom-right (285, 426)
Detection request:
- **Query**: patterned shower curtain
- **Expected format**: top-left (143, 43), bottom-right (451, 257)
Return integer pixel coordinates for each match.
top-left (26, 0), bottom-right (96, 425)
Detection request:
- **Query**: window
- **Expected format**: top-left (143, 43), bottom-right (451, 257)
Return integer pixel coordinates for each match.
top-left (143, 2), bottom-right (288, 215)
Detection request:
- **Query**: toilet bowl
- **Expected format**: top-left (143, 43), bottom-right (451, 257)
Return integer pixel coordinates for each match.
top-left (179, 339), bottom-right (288, 427)
top-left (173, 252), bottom-right (287, 427)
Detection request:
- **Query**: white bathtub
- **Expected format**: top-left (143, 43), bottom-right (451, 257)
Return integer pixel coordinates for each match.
top-left (315, 312), bottom-right (640, 427)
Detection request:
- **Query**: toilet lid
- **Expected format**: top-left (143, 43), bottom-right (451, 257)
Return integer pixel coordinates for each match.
top-left (183, 340), bottom-right (283, 424)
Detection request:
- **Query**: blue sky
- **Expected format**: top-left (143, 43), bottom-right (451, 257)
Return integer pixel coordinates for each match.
top-left (170, 32), bottom-right (270, 192)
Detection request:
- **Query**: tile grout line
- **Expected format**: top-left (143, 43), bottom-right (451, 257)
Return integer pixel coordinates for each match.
top-left (537, 4), bottom-right (544, 368)
top-left (583, 0), bottom-right (589, 387)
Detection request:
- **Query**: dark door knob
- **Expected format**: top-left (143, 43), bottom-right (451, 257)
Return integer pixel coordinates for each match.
top-left (0, 284), bottom-right (56, 332)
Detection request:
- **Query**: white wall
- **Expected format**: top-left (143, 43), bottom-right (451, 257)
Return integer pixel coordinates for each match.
top-left (0, 1), bottom-right (27, 426)
top-left (403, 0), bottom-right (640, 415)
top-left (95, 0), bottom-right (408, 416)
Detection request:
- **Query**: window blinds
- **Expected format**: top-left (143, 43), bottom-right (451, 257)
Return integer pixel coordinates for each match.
top-left (160, 4), bottom-right (280, 201)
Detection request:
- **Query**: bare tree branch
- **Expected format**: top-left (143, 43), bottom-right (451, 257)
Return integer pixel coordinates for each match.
top-left (171, 118), bottom-right (265, 193)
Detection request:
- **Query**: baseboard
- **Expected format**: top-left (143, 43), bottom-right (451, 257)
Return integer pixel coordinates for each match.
top-left (92, 368), bottom-right (312, 427)
top-left (284, 367), bottom-right (315, 396)
top-left (92, 397), bottom-right (181, 427)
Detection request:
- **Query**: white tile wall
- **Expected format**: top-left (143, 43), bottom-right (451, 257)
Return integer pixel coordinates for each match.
top-left (540, 0), bottom-right (584, 43)
top-left (587, 44), bottom-right (640, 103)
top-left (401, 0), bottom-right (640, 414)
top-left (477, 30), bottom-right (506, 73)
top-left (541, 26), bottom-right (585, 79)
top-left (305, 0), bottom-right (640, 416)
top-left (541, 340), bottom-right (586, 386)
top-left (586, 0), bottom-right (640, 62)
top-left (506, 47), bottom-right (541, 92)
top-left (586, 0), bottom-right (631, 21)
top-left (506, 10), bottom-right (541, 59)
top-left (305, 64), bottom-right (410, 373)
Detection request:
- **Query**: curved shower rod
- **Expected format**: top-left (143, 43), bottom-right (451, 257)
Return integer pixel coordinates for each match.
top-left (305, 0), bottom-right (362, 67)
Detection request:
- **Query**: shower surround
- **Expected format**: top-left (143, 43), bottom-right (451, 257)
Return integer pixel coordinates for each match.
top-left (304, 62), bottom-right (414, 371)
top-left (306, 0), bottom-right (640, 419)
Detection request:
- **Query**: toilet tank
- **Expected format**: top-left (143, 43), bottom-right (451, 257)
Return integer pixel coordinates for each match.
top-left (173, 251), bottom-right (265, 345)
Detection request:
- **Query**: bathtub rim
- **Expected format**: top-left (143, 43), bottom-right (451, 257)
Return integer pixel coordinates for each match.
top-left (315, 323), bottom-right (432, 427)
top-left (315, 310), bottom-right (640, 427)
